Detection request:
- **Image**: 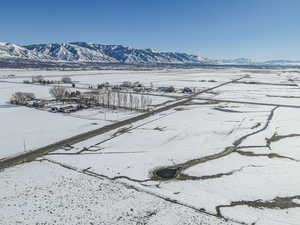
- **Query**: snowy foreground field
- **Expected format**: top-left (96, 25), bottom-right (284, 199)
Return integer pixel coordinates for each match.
top-left (1, 67), bottom-right (300, 225)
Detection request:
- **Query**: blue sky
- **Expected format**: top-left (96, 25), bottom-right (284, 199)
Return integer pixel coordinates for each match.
top-left (1, 0), bottom-right (300, 60)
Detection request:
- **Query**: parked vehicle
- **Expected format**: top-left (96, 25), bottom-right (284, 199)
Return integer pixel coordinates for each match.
top-left (182, 87), bottom-right (192, 93)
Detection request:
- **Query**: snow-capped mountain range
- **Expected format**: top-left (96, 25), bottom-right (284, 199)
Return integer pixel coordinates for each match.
top-left (1, 42), bottom-right (299, 66)
top-left (0, 42), bottom-right (210, 64)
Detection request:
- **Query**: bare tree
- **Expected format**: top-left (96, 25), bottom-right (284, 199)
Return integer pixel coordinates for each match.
top-left (133, 95), bottom-right (139, 110)
top-left (117, 91), bottom-right (121, 108)
top-left (49, 86), bottom-right (68, 100)
top-left (140, 94), bottom-right (146, 110)
top-left (61, 77), bottom-right (72, 83)
top-left (10, 92), bottom-right (35, 105)
top-left (123, 93), bottom-right (128, 108)
top-left (129, 93), bottom-right (134, 110)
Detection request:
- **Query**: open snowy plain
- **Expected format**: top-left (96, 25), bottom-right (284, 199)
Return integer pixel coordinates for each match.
top-left (1, 67), bottom-right (300, 225)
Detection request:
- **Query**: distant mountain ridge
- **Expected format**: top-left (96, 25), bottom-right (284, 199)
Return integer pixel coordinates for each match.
top-left (1, 41), bottom-right (300, 66)
top-left (263, 59), bottom-right (300, 65)
top-left (0, 42), bottom-right (211, 64)
top-left (220, 58), bottom-right (253, 65)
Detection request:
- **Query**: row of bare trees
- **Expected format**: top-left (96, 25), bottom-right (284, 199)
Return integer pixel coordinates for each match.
top-left (31, 75), bottom-right (72, 84)
top-left (48, 86), bottom-right (153, 111)
top-left (10, 86), bottom-right (153, 112)
top-left (87, 90), bottom-right (153, 111)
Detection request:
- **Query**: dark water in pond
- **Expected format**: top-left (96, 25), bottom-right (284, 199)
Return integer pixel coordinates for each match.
top-left (154, 167), bottom-right (180, 179)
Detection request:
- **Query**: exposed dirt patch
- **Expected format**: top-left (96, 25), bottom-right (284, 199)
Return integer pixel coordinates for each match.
top-left (235, 150), bottom-right (298, 162)
top-left (205, 91), bottom-right (220, 95)
top-left (251, 122), bottom-right (261, 129)
top-left (62, 144), bottom-right (74, 151)
top-left (76, 146), bottom-right (105, 154)
top-left (213, 107), bottom-right (244, 113)
top-left (177, 165), bottom-right (259, 181)
top-left (174, 107), bottom-right (189, 111)
top-left (216, 195), bottom-right (300, 217)
top-left (153, 126), bottom-right (167, 132)
top-left (266, 132), bottom-right (300, 148)
top-left (185, 100), bottom-right (219, 106)
top-left (112, 126), bottom-right (133, 137)
top-left (266, 94), bottom-right (300, 99)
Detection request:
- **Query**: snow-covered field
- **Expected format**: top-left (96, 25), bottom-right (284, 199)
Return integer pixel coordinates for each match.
top-left (0, 161), bottom-right (235, 225)
top-left (0, 82), bottom-right (140, 158)
top-left (1, 67), bottom-right (300, 225)
top-left (0, 68), bottom-right (238, 158)
top-left (0, 68), bottom-right (241, 89)
top-left (200, 71), bottom-right (300, 106)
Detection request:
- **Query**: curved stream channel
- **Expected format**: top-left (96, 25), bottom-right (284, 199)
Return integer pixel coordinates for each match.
top-left (152, 106), bottom-right (279, 181)
top-left (152, 146), bottom-right (236, 180)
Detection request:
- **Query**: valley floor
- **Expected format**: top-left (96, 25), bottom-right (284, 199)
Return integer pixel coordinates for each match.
top-left (1, 67), bottom-right (300, 225)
